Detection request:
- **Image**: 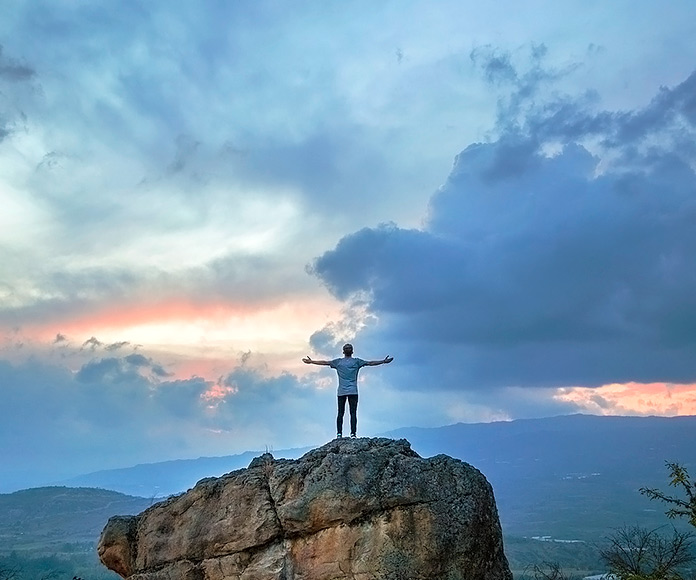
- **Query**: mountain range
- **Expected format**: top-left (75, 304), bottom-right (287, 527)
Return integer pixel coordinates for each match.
top-left (389, 413), bottom-right (696, 539)
top-left (58, 413), bottom-right (696, 540)
top-left (3, 413), bottom-right (695, 577)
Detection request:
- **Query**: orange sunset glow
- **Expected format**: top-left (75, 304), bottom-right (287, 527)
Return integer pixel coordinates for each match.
top-left (555, 382), bottom-right (696, 416)
top-left (25, 295), bottom-right (340, 345)
top-left (16, 295), bottom-right (335, 345)
top-left (0, 293), bottom-right (353, 382)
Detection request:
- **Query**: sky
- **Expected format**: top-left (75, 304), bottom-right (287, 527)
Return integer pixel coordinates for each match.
top-left (1, 0), bottom-right (696, 492)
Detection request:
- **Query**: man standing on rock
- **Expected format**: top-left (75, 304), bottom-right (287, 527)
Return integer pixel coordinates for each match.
top-left (302, 344), bottom-right (393, 439)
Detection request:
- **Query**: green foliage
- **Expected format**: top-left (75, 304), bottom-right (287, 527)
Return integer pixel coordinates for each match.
top-left (599, 525), bottom-right (695, 580)
top-left (0, 487), bottom-right (151, 553)
top-left (517, 460), bottom-right (696, 579)
top-left (641, 463), bottom-right (696, 529)
top-left (0, 487), bottom-right (148, 580)
top-left (596, 463), bottom-right (696, 580)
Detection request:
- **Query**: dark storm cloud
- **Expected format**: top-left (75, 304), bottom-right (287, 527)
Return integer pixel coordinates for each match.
top-left (311, 66), bottom-right (696, 391)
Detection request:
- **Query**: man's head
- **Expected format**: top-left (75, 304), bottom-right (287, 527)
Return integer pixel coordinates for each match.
top-left (342, 343), bottom-right (354, 357)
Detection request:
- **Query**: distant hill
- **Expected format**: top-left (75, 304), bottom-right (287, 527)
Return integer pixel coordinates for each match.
top-left (61, 448), bottom-right (312, 498)
top-left (0, 487), bottom-right (151, 552)
top-left (385, 414), bottom-right (696, 539)
top-left (52, 414), bottom-right (696, 542)
top-left (4, 415), bottom-right (696, 577)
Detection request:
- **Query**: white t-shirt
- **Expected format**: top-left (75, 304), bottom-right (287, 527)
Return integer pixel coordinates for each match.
top-left (329, 357), bottom-right (368, 396)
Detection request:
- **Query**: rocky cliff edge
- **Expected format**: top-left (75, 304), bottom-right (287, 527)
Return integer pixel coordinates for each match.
top-left (98, 437), bottom-right (512, 580)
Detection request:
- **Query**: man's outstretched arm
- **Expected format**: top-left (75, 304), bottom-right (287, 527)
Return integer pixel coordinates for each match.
top-left (302, 356), bottom-right (332, 366)
top-left (365, 355), bottom-right (394, 366)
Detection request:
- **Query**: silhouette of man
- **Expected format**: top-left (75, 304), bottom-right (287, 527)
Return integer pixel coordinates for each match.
top-left (303, 343), bottom-right (393, 438)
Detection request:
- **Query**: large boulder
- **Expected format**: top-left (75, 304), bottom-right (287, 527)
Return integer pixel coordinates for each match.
top-left (98, 437), bottom-right (512, 580)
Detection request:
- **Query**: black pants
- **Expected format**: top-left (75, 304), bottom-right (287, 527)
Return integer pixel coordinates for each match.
top-left (337, 394), bottom-right (358, 436)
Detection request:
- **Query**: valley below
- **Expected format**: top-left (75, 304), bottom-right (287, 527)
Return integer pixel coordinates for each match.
top-left (2, 414), bottom-right (695, 579)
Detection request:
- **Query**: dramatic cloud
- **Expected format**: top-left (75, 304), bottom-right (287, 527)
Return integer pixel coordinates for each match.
top-left (0, 347), bottom-right (327, 492)
top-left (2, 2), bottom-right (696, 490)
top-left (312, 53), bottom-right (696, 393)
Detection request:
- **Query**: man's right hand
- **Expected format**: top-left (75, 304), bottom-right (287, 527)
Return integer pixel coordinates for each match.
top-left (302, 356), bottom-right (313, 364)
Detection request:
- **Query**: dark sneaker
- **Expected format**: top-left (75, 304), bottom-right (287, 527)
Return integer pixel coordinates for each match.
top-left (350, 433), bottom-right (357, 438)
top-left (337, 433), bottom-right (342, 439)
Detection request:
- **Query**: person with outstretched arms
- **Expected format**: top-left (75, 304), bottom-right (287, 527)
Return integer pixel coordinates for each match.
top-left (303, 343), bottom-right (393, 438)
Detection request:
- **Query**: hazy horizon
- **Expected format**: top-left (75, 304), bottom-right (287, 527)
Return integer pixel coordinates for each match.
top-left (5, 412), bottom-right (696, 494)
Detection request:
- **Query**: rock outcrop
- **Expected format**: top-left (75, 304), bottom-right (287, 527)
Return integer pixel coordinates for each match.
top-left (98, 437), bottom-right (512, 580)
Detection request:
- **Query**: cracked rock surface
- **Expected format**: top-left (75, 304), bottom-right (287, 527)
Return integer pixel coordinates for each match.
top-left (98, 437), bottom-right (512, 580)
